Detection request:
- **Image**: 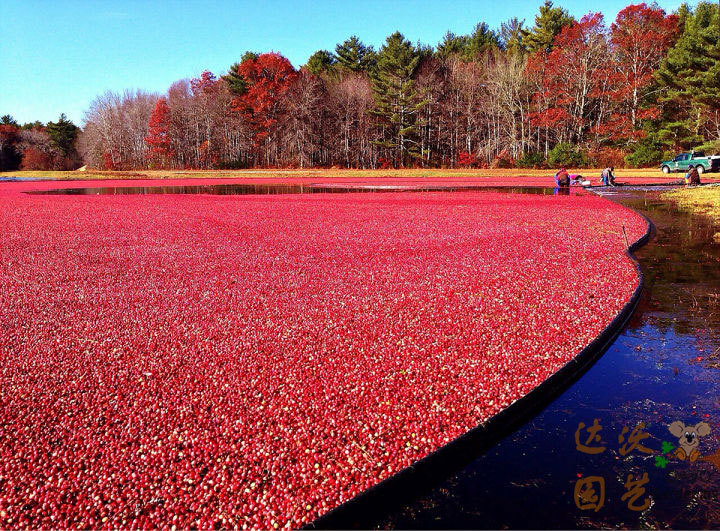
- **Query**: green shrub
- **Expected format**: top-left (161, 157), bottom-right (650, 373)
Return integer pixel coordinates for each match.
top-left (624, 138), bottom-right (665, 168)
top-left (547, 143), bottom-right (588, 167)
top-left (516, 151), bottom-right (546, 168)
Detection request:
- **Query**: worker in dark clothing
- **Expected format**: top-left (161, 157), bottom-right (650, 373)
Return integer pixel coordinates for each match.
top-left (686, 164), bottom-right (701, 186)
top-left (554, 167), bottom-right (570, 187)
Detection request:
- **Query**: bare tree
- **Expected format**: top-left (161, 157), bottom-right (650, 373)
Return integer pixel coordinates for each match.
top-left (79, 90), bottom-right (157, 169)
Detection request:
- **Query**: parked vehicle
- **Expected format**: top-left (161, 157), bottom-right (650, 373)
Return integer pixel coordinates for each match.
top-left (660, 150), bottom-right (720, 174)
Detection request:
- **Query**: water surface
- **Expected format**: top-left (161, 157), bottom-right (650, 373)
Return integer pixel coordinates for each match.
top-left (27, 183), bottom-right (559, 196)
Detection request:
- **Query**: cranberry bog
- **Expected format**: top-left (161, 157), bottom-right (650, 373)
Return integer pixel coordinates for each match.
top-left (0, 179), bottom-right (650, 528)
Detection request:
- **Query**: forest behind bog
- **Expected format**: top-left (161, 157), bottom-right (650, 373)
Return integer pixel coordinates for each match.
top-left (2, 1), bottom-right (719, 171)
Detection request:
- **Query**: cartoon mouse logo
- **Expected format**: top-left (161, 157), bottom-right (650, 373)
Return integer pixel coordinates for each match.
top-left (668, 421), bottom-right (711, 462)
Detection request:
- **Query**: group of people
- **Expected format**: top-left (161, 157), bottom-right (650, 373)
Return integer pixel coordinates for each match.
top-left (553, 167), bottom-right (613, 187)
top-left (554, 164), bottom-right (702, 188)
top-left (554, 168), bottom-right (590, 187)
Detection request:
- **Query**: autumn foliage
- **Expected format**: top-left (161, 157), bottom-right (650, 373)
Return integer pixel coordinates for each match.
top-left (72, 2), bottom-right (704, 170)
top-left (457, 150), bottom-right (478, 167)
top-left (20, 147), bottom-right (53, 170)
top-left (527, 13), bottom-right (611, 143)
top-left (145, 97), bottom-right (173, 168)
top-left (606, 3), bottom-right (680, 140)
top-left (232, 53), bottom-right (298, 151)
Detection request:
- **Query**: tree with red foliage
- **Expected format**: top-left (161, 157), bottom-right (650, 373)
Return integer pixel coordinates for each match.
top-left (145, 97), bottom-right (174, 168)
top-left (103, 152), bottom-right (117, 170)
top-left (605, 3), bottom-right (679, 142)
top-left (457, 150), bottom-right (477, 167)
top-left (232, 53), bottom-right (298, 162)
top-left (20, 147), bottom-right (53, 170)
top-left (190, 70), bottom-right (218, 96)
top-left (376, 156), bottom-right (393, 169)
top-left (527, 14), bottom-right (612, 146)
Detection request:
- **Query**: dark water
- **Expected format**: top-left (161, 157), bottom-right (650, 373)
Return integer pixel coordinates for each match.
top-left (366, 190), bottom-right (720, 529)
top-left (27, 183), bottom-right (560, 196)
top-left (0, 176), bottom-right (43, 182)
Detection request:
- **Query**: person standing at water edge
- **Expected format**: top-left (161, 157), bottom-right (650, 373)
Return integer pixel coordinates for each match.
top-left (601, 167), bottom-right (616, 186)
top-left (685, 164), bottom-right (701, 186)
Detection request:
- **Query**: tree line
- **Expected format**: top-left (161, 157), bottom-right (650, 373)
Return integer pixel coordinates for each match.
top-left (2, 1), bottom-right (719, 172)
top-left (0, 114), bottom-right (81, 171)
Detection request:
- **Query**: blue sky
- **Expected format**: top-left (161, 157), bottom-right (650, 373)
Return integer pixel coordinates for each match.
top-left (1, 0), bottom-right (687, 126)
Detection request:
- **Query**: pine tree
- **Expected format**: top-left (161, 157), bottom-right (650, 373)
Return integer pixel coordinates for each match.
top-left (370, 32), bottom-right (428, 166)
top-left (222, 63), bottom-right (248, 96)
top-left (306, 50), bottom-right (336, 75)
top-left (240, 51), bottom-right (259, 63)
top-left (436, 23), bottom-right (500, 61)
top-left (500, 18), bottom-right (526, 55)
top-left (436, 31), bottom-right (468, 58)
top-left (335, 36), bottom-right (376, 72)
top-left (655, 1), bottom-right (720, 149)
top-left (46, 113), bottom-right (79, 157)
top-left (465, 22), bottom-right (501, 58)
top-left (21, 121), bottom-right (43, 131)
top-left (524, 1), bottom-right (575, 53)
top-left (222, 53), bottom-right (260, 96)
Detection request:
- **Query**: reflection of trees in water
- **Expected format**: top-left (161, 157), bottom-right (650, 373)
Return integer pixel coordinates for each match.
top-left (617, 194), bottom-right (720, 526)
top-left (623, 197), bottom-right (720, 341)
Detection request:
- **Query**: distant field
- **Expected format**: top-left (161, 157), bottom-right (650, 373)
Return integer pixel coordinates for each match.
top-left (1, 167), bottom-right (675, 181)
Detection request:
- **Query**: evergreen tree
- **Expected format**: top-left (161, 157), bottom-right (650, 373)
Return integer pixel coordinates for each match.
top-left (465, 22), bottom-right (501, 58)
top-left (241, 51), bottom-right (259, 63)
top-left (21, 121), bottom-right (44, 131)
top-left (335, 36), bottom-right (376, 72)
top-left (415, 42), bottom-right (434, 63)
top-left (306, 50), bottom-right (337, 75)
top-left (46, 113), bottom-right (79, 157)
top-left (222, 62), bottom-right (248, 96)
top-left (370, 32), bottom-right (428, 166)
top-left (436, 31), bottom-right (469, 58)
top-left (222, 53), bottom-right (261, 96)
top-left (524, 1), bottom-right (575, 53)
top-left (655, 1), bottom-right (720, 149)
top-left (1, 115), bottom-right (18, 126)
top-left (436, 22), bottom-right (499, 61)
top-left (500, 18), bottom-right (526, 55)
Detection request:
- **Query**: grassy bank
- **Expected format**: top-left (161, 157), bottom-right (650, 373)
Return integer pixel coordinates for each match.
top-left (662, 187), bottom-right (720, 221)
top-left (662, 187), bottom-right (720, 242)
top-left (1, 167), bottom-right (677, 181)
